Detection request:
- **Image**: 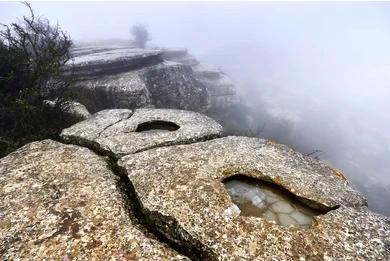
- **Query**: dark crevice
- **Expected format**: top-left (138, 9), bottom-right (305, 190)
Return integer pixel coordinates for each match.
top-left (60, 131), bottom-right (224, 260)
top-left (107, 156), bottom-right (216, 261)
top-left (130, 133), bottom-right (222, 155)
top-left (96, 113), bottom-right (133, 139)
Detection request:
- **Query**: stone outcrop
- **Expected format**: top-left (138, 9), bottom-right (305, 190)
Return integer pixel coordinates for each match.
top-left (161, 48), bottom-right (240, 108)
top-left (118, 136), bottom-right (389, 260)
top-left (61, 108), bottom-right (223, 158)
top-left (69, 47), bottom-right (162, 78)
top-left (141, 62), bottom-right (209, 111)
top-left (69, 70), bottom-right (154, 112)
top-left (44, 100), bottom-right (91, 120)
top-left (67, 44), bottom-right (210, 113)
top-left (2, 109), bottom-right (389, 260)
top-left (65, 43), bottom-right (239, 114)
top-left (0, 140), bottom-right (187, 260)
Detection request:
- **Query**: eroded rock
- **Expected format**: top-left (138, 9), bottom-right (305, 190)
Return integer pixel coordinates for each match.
top-left (44, 100), bottom-right (91, 120)
top-left (68, 47), bottom-right (163, 78)
top-left (118, 136), bottom-right (389, 260)
top-left (0, 140), bottom-right (188, 260)
top-left (161, 48), bottom-right (240, 109)
top-left (70, 71), bottom-right (154, 112)
top-left (141, 62), bottom-right (209, 112)
top-left (61, 108), bottom-right (223, 158)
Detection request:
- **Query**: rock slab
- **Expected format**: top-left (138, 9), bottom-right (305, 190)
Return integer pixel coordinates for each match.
top-left (119, 136), bottom-right (389, 261)
top-left (0, 140), bottom-right (188, 260)
top-left (61, 108), bottom-right (223, 158)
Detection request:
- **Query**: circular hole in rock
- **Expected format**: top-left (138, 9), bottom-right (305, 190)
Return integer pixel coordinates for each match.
top-left (223, 175), bottom-right (330, 228)
top-left (135, 120), bottom-right (180, 133)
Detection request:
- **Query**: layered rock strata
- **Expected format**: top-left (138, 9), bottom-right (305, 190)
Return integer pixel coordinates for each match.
top-left (67, 45), bottom-right (210, 113)
top-left (161, 48), bottom-right (240, 108)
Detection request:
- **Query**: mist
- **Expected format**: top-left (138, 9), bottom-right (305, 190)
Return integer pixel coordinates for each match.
top-left (1, 2), bottom-right (389, 215)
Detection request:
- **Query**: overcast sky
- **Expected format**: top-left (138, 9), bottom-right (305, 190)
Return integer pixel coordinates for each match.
top-left (1, 1), bottom-right (390, 214)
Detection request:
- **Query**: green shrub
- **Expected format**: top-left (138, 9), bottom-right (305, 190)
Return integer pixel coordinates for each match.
top-left (0, 2), bottom-right (75, 157)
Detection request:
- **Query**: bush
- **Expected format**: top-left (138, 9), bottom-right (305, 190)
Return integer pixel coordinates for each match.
top-left (0, 2), bottom-right (75, 157)
top-left (131, 24), bottom-right (150, 48)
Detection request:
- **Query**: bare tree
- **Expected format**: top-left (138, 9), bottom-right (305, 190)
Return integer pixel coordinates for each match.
top-left (131, 24), bottom-right (150, 48)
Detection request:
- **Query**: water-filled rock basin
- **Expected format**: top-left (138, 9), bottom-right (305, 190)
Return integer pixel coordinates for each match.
top-left (224, 176), bottom-right (322, 228)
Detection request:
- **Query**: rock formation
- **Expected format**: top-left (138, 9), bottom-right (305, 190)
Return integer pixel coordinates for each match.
top-left (161, 48), bottom-right (240, 108)
top-left (1, 108), bottom-right (388, 260)
top-left (119, 136), bottom-right (389, 260)
top-left (0, 140), bottom-right (187, 260)
top-left (65, 43), bottom-right (240, 114)
top-left (61, 108), bottom-right (223, 158)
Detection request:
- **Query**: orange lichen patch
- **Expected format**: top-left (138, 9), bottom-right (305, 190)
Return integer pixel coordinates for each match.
top-left (266, 139), bottom-right (277, 145)
top-left (333, 170), bottom-right (347, 181)
top-left (272, 176), bottom-right (283, 186)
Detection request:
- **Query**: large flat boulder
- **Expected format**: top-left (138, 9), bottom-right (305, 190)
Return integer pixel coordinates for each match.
top-left (0, 140), bottom-right (188, 260)
top-left (68, 48), bottom-right (163, 78)
top-left (61, 108), bottom-right (223, 158)
top-left (118, 136), bottom-right (389, 260)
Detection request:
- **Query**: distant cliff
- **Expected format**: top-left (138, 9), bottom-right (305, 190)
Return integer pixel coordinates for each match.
top-left (63, 42), bottom-right (239, 116)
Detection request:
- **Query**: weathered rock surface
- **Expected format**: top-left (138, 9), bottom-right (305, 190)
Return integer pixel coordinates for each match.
top-left (60, 109), bottom-right (133, 153)
top-left (61, 108), bottom-right (223, 158)
top-left (118, 136), bottom-right (389, 260)
top-left (44, 100), bottom-right (91, 120)
top-left (69, 47), bottom-right (163, 78)
top-left (141, 62), bottom-right (209, 112)
top-left (161, 48), bottom-right (240, 108)
top-left (70, 70), bottom-right (154, 113)
top-left (67, 44), bottom-right (210, 112)
top-left (0, 140), bottom-right (188, 260)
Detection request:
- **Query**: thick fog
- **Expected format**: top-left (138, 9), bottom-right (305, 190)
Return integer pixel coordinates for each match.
top-left (1, 2), bottom-right (390, 215)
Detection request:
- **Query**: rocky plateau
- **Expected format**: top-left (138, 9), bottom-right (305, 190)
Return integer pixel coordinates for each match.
top-left (0, 43), bottom-right (389, 260)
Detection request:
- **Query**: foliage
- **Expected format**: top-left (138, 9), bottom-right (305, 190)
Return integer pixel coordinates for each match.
top-left (131, 24), bottom-right (150, 48)
top-left (0, 2), bottom-right (75, 157)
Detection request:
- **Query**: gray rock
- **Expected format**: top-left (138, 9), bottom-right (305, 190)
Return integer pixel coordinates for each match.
top-left (192, 63), bottom-right (222, 79)
top-left (118, 136), bottom-right (389, 261)
top-left (70, 71), bottom-right (154, 113)
top-left (61, 108), bottom-right (223, 158)
top-left (141, 62), bottom-right (210, 112)
top-left (0, 140), bottom-right (188, 260)
top-left (67, 48), bottom-right (163, 78)
top-left (44, 100), bottom-right (91, 120)
top-left (60, 109), bottom-right (133, 154)
top-left (161, 48), bottom-right (239, 109)
top-left (199, 74), bottom-right (236, 96)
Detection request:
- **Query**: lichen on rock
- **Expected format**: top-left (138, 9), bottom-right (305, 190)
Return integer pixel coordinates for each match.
top-left (61, 108), bottom-right (223, 158)
top-left (0, 140), bottom-right (188, 260)
top-left (118, 136), bottom-right (390, 260)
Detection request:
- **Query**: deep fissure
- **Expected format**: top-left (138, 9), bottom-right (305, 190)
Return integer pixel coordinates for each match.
top-left (64, 138), bottom-right (210, 261)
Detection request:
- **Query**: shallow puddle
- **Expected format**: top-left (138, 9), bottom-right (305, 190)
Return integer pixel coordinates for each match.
top-left (223, 176), bottom-right (323, 228)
